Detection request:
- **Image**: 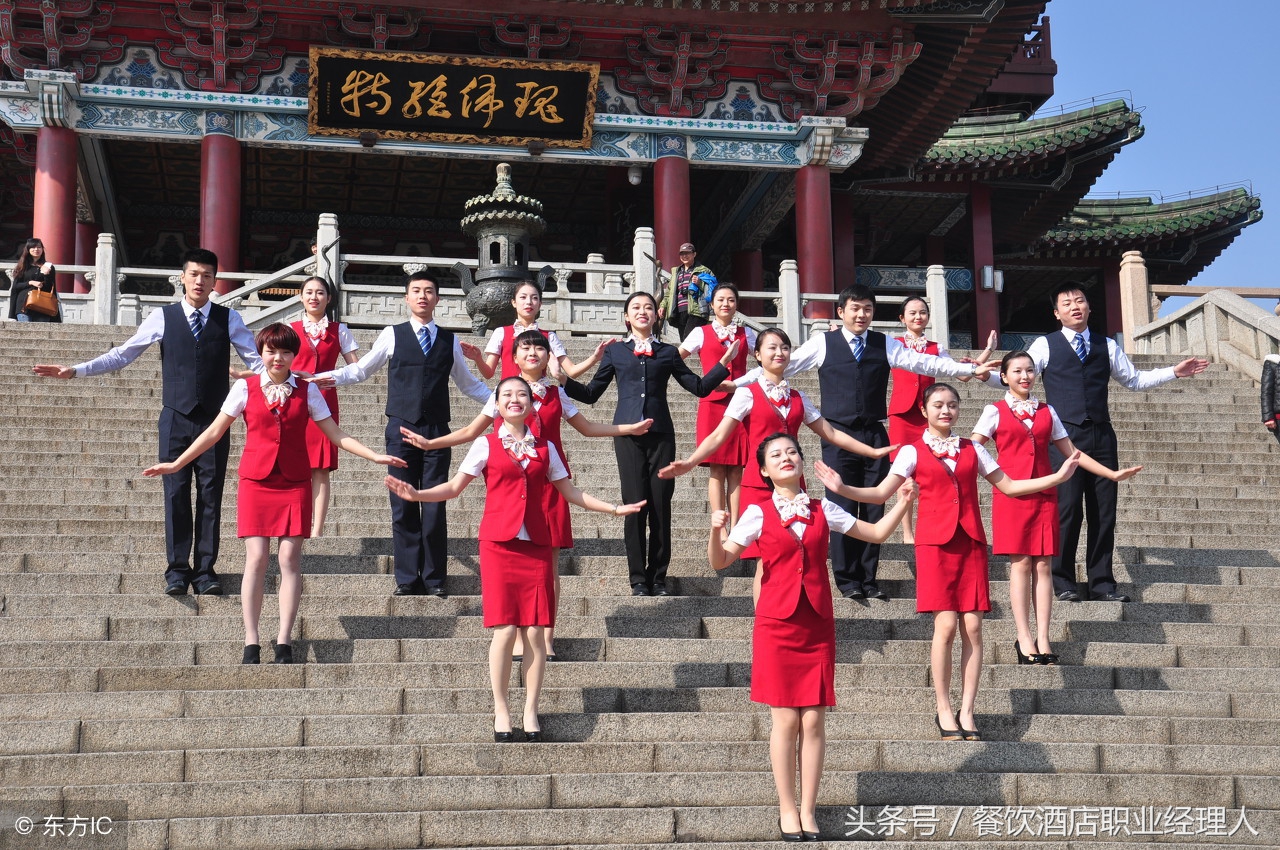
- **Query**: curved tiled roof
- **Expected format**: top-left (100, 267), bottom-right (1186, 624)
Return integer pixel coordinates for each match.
top-left (1040, 188), bottom-right (1262, 248)
top-left (920, 99), bottom-right (1142, 171)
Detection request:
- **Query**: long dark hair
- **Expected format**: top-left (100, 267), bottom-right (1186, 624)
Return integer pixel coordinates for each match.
top-left (12, 238), bottom-right (44, 278)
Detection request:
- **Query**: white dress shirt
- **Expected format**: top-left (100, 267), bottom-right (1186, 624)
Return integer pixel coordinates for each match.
top-left (459, 423), bottom-right (570, 541)
top-left (729, 498), bottom-right (857, 546)
top-left (724, 383), bottom-right (821, 424)
top-left (737, 326), bottom-right (975, 386)
top-left (889, 442), bottom-right (1000, 478)
top-left (484, 323), bottom-right (568, 359)
top-left (972, 394), bottom-right (1068, 441)
top-left (320, 318), bottom-right (491, 404)
top-left (481, 384), bottom-right (579, 420)
top-left (73, 299), bottom-right (263, 377)
top-left (983, 327), bottom-right (1177, 392)
top-left (679, 323), bottom-right (758, 354)
top-left (220, 374), bottom-right (332, 421)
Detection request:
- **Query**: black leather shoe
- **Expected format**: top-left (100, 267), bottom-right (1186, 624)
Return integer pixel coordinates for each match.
top-left (1056, 589), bottom-right (1082, 602)
top-left (272, 644), bottom-right (293, 664)
top-left (393, 583), bottom-right (422, 596)
top-left (165, 580), bottom-right (189, 597)
top-left (1014, 640), bottom-right (1041, 665)
top-left (956, 712), bottom-right (981, 741)
top-left (802, 829), bottom-right (821, 842)
top-left (424, 586), bottom-right (448, 599)
top-left (631, 585), bottom-right (650, 597)
top-left (779, 820), bottom-right (805, 842)
top-left (193, 579), bottom-right (223, 596)
top-left (863, 585), bottom-right (888, 600)
top-left (842, 587), bottom-right (865, 600)
top-left (523, 729), bottom-right (543, 743)
top-left (242, 645), bottom-right (260, 665)
top-left (1091, 591), bottom-right (1130, 603)
top-left (493, 731), bottom-right (515, 743)
top-left (652, 584), bottom-right (671, 597)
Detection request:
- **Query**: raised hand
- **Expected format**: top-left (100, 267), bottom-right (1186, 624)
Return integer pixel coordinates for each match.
top-left (32, 364), bottom-right (73, 379)
top-left (614, 500), bottom-right (646, 516)
top-left (142, 462), bottom-right (179, 477)
top-left (375, 454), bottom-right (409, 468)
top-left (1111, 464), bottom-right (1143, 482)
top-left (305, 374), bottom-right (337, 390)
top-left (1173, 357), bottom-right (1210, 378)
top-left (873, 443), bottom-right (899, 459)
top-left (229, 367), bottom-right (256, 380)
top-left (625, 418), bottom-right (654, 436)
top-left (384, 475), bottom-right (421, 502)
top-left (399, 426), bottom-right (436, 451)
top-left (895, 479), bottom-right (917, 504)
top-left (813, 460), bottom-right (845, 493)
top-left (458, 340), bottom-right (484, 364)
top-left (985, 330), bottom-right (999, 351)
top-left (1057, 449), bottom-right (1082, 482)
top-left (658, 458), bottom-right (695, 479)
top-left (719, 338), bottom-right (742, 365)
top-left (710, 509), bottom-right (730, 530)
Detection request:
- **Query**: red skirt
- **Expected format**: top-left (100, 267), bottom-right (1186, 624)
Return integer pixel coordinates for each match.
top-left (306, 388), bottom-right (340, 470)
top-left (991, 488), bottom-right (1059, 556)
top-left (751, 590), bottom-right (836, 708)
top-left (237, 471), bottom-right (312, 539)
top-left (887, 409), bottom-right (927, 462)
top-left (915, 527), bottom-right (990, 613)
top-left (480, 539), bottom-right (556, 628)
top-left (545, 478), bottom-right (573, 549)
top-left (696, 397), bottom-right (749, 466)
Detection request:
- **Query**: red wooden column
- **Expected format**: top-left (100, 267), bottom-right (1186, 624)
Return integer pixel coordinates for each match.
top-left (970, 183), bottom-right (999, 343)
top-left (1102, 258), bottom-right (1123, 337)
top-left (75, 220), bottom-right (99, 293)
top-left (653, 135), bottom-right (690, 273)
top-left (200, 112), bottom-right (242, 292)
top-left (32, 126), bottom-right (78, 293)
top-left (795, 163), bottom-right (834, 319)
top-left (832, 191), bottom-right (856, 288)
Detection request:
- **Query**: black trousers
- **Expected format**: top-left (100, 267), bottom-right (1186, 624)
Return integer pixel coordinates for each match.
top-left (1050, 419), bottom-right (1120, 595)
top-left (158, 406), bottom-right (229, 586)
top-left (386, 418), bottom-right (451, 589)
top-left (822, 420), bottom-right (890, 593)
top-left (614, 432), bottom-right (676, 589)
top-left (670, 309), bottom-right (703, 343)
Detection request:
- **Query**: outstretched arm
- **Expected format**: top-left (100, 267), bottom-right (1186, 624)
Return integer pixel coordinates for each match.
top-left (551, 477), bottom-right (645, 516)
top-left (385, 471), bottom-right (475, 502)
top-left (659, 415), bottom-right (741, 478)
top-left (708, 509), bottom-right (745, 571)
top-left (807, 417), bottom-right (895, 459)
top-left (842, 481), bottom-right (916, 543)
top-left (559, 337), bottom-right (617, 379)
top-left (400, 413), bottom-right (494, 452)
top-left (315, 418), bottom-right (407, 468)
top-left (142, 414), bottom-right (236, 476)
top-left (987, 450), bottom-right (1081, 497)
top-left (566, 412), bottom-right (652, 438)
top-left (814, 461), bottom-right (905, 505)
top-left (1051, 436), bottom-right (1141, 482)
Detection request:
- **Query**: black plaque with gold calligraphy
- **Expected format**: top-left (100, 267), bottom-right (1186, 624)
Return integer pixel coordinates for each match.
top-left (308, 47), bottom-right (598, 148)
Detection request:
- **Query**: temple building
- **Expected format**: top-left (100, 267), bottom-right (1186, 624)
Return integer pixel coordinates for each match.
top-left (0, 1), bottom-right (1262, 341)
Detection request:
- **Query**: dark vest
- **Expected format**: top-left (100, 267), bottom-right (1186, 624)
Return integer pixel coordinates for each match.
top-left (385, 322), bottom-right (454, 425)
top-left (1041, 331), bottom-right (1110, 426)
top-left (159, 302), bottom-right (231, 416)
top-left (818, 330), bottom-right (890, 425)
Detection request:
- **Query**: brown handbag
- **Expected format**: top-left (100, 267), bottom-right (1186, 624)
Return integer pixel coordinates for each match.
top-left (23, 286), bottom-right (59, 317)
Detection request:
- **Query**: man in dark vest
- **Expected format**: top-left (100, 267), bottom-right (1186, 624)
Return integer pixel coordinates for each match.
top-left (1010, 283), bottom-right (1207, 602)
top-left (740, 284), bottom-right (990, 599)
top-left (318, 272), bottom-right (491, 597)
top-left (34, 248), bottom-right (263, 596)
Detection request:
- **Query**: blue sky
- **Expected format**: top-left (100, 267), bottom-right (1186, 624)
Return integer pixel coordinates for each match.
top-left (1041, 0), bottom-right (1277, 311)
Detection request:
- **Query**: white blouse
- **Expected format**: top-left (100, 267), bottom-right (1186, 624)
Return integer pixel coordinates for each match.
top-left (220, 375), bottom-right (331, 421)
top-left (729, 498), bottom-right (857, 546)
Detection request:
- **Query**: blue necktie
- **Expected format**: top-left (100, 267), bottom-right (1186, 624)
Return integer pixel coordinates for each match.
top-left (417, 326), bottom-right (432, 356)
top-left (1073, 333), bottom-right (1087, 362)
top-left (189, 310), bottom-right (204, 340)
top-left (852, 334), bottom-right (864, 362)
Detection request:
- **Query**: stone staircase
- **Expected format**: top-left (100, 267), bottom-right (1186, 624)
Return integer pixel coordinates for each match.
top-left (0, 321), bottom-right (1277, 849)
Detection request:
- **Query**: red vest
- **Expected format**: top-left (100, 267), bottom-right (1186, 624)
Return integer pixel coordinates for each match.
top-left (477, 432), bottom-right (551, 545)
top-left (887, 337), bottom-right (939, 416)
top-left (742, 382), bottom-right (805, 489)
top-left (754, 499), bottom-right (834, 621)
top-left (491, 382), bottom-right (570, 473)
top-left (238, 380), bottom-right (312, 482)
top-left (993, 401), bottom-right (1053, 479)
top-left (290, 320), bottom-right (342, 374)
top-left (912, 437), bottom-right (987, 546)
top-left (698, 324), bottom-right (748, 403)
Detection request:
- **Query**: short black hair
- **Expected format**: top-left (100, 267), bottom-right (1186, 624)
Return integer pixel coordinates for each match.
top-left (922, 382), bottom-right (959, 406)
top-left (182, 248), bottom-right (219, 273)
top-left (998, 350), bottom-right (1035, 387)
top-left (512, 329), bottom-right (550, 356)
top-left (754, 327), bottom-right (792, 354)
top-left (837, 283), bottom-right (876, 310)
top-left (405, 270), bottom-right (437, 292)
top-left (899, 294), bottom-right (929, 315)
top-left (1051, 281), bottom-right (1089, 308)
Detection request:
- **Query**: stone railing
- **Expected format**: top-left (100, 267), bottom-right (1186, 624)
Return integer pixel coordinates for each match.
top-left (1131, 288), bottom-right (1280, 380)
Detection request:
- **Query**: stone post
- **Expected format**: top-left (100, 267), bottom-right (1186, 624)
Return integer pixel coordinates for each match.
top-left (926, 265), bottom-right (950, 350)
top-left (632, 227), bottom-right (657, 294)
top-left (779, 259), bottom-right (802, 344)
top-left (314, 213), bottom-right (340, 290)
top-left (585, 253), bottom-right (605, 294)
top-left (92, 232), bottom-right (121, 326)
top-left (1118, 250), bottom-right (1152, 354)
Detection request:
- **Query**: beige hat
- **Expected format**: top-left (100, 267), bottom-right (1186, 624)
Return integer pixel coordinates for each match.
top-left (678, 243), bottom-right (696, 253)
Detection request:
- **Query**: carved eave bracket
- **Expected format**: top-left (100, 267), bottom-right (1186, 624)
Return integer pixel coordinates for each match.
top-left (23, 67), bottom-right (76, 127)
top-left (615, 26), bottom-right (730, 118)
top-left (155, 0), bottom-right (285, 92)
top-left (799, 117), bottom-right (867, 173)
top-left (758, 28), bottom-right (920, 121)
top-left (481, 17), bottom-right (579, 60)
top-left (323, 5), bottom-right (427, 52)
top-left (0, 0), bottom-right (124, 82)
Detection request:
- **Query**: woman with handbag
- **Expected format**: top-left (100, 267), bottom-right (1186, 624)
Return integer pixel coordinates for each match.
top-left (7, 238), bottom-right (60, 323)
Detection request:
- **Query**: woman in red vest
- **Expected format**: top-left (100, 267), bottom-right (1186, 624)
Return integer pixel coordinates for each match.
top-left (709, 433), bottom-right (914, 842)
top-left (819, 383), bottom-right (1080, 742)
top-left (144, 323), bottom-right (404, 665)
top-left (290, 277), bottom-right (361, 537)
top-left (970, 352), bottom-right (1142, 666)
top-left (386, 376), bottom-right (643, 742)
top-left (475, 280), bottom-right (610, 380)
top-left (677, 283), bottom-right (755, 524)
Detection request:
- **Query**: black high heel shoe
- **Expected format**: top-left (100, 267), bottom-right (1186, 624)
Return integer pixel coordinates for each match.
top-left (1035, 641), bottom-right (1059, 665)
top-left (956, 711), bottom-right (981, 742)
top-left (272, 644), bottom-right (293, 664)
top-left (493, 730), bottom-right (515, 743)
top-left (935, 713), bottom-right (962, 741)
top-left (779, 820), bottom-right (805, 842)
top-left (242, 645), bottom-right (260, 665)
top-left (1014, 640), bottom-right (1042, 665)
top-left (523, 716), bottom-right (543, 742)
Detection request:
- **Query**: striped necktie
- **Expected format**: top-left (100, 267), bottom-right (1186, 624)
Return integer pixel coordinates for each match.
top-left (852, 334), bottom-right (864, 362)
top-left (189, 310), bottom-right (204, 340)
top-left (417, 326), bottom-right (432, 356)
top-left (1073, 333), bottom-right (1087, 362)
